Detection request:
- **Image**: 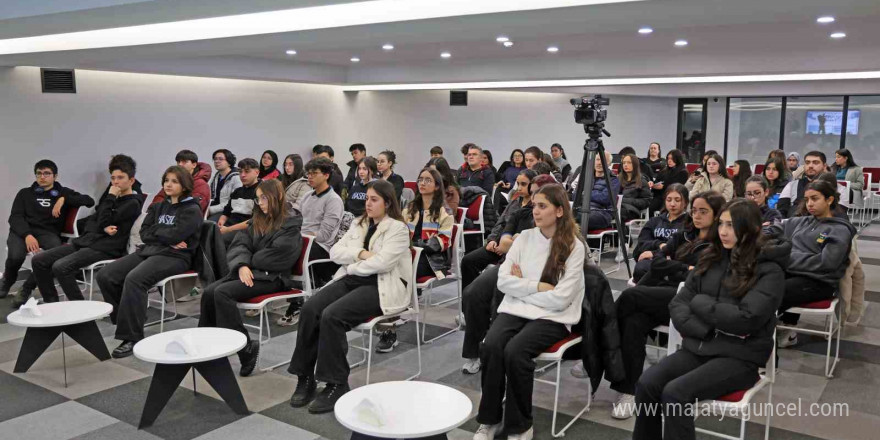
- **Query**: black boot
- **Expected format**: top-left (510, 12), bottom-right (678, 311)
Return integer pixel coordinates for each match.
top-left (12, 287), bottom-right (33, 308)
top-left (112, 341), bottom-right (136, 359)
top-left (309, 382), bottom-right (350, 414)
top-left (290, 375), bottom-right (317, 408)
top-left (238, 340), bottom-right (260, 377)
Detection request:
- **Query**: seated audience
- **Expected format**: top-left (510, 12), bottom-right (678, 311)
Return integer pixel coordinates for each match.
top-left (97, 166), bottom-right (203, 358)
top-left (777, 150), bottom-right (826, 217)
top-left (576, 153), bottom-right (619, 231)
top-left (208, 149), bottom-right (241, 222)
top-left (619, 153), bottom-right (653, 222)
top-left (346, 157), bottom-right (379, 216)
top-left (218, 158), bottom-right (261, 246)
top-left (259, 150), bottom-right (281, 180)
top-left (482, 150), bottom-right (498, 181)
top-left (287, 180), bottom-right (411, 413)
top-left (151, 149), bottom-right (211, 215)
top-left (619, 146), bottom-right (654, 181)
top-left (831, 148), bottom-right (865, 207)
top-left (550, 143), bottom-right (571, 180)
top-left (31, 155), bottom-right (142, 303)
top-left (2, 160), bottom-right (94, 301)
top-left (430, 145), bottom-right (443, 159)
top-left (458, 145), bottom-right (496, 194)
top-left (344, 143), bottom-right (366, 191)
top-left (473, 184), bottom-right (585, 440)
top-left (313, 145), bottom-right (345, 195)
top-left (632, 184), bottom-right (690, 281)
top-left (281, 153), bottom-right (310, 212)
top-left (198, 179), bottom-right (302, 377)
top-left (767, 149), bottom-right (792, 179)
top-left (787, 152), bottom-right (804, 179)
top-left (686, 152), bottom-right (733, 201)
top-left (426, 157), bottom-right (459, 212)
top-left (644, 142), bottom-right (665, 177)
top-left (610, 190), bottom-right (722, 419)
top-left (523, 146), bottom-right (543, 170)
top-left (770, 180), bottom-right (855, 347)
top-left (648, 149), bottom-right (689, 215)
top-left (540, 153), bottom-right (564, 182)
top-left (761, 156), bottom-right (790, 209)
top-left (634, 200), bottom-right (787, 440)
top-left (744, 175), bottom-right (782, 226)
top-left (731, 159), bottom-right (752, 198)
top-left (377, 150), bottom-right (405, 200)
top-left (496, 149), bottom-right (526, 192)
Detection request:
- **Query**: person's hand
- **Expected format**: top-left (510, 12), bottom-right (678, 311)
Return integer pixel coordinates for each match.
top-left (511, 263), bottom-right (523, 278)
top-left (25, 235), bottom-right (40, 253)
top-left (503, 182), bottom-right (511, 189)
top-left (654, 182), bottom-right (664, 190)
top-left (648, 181), bottom-right (654, 189)
top-left (171, 241), bottom-right (188, 249)
top-left (218, 216), bottom-right (227, 227)
top-left (52, 197), bottom-right (65, 218)
top-left (638, 251), bottom-right (653, 261)
top-left (239, 266), bottom-right (254, 287)
top-left (688, 265), bottom-right (694, 271)
top-left (219, 225), bottom-right (232, 234)
top-left (104, 226), bottom-right (118, 236)
top-left (485, 241), bottom-right (497, 252)
top-left (689, 174), bottom-right (698, 183)
top-left (538, 282), bottom-right (555, 292)
top-left (762, 221), bottom-right (770, 227)
top-left (108, 185), bottom-right (121, 197)
top-left (358, 250), bottom-right (373, 260)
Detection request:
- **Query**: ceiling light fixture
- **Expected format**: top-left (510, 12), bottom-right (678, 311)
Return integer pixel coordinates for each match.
top-left (350, 56), bottom-right (360, 62)
top-left (547, 46), bottom-right (559, 53)
top-left (830, 32), bottom-right (846, 39)
top-left (674, 40), bottom-right (688, 47)
top-left (638, 27), bottom-right (653, 34)
top-left (382, 43), bottom-right (394, 50)
top-left (503, 41), bottom-right (514, 47)
top-left (440, 52), bottom-right (451, 58)
top-left (341, 70), bottom-right (880, 91)
top-left (285, 49), bottom-right (297, 55)
top-left (496, 36), bottom-right (509, 43)
top-left (0, 0), bottom-right (645, 55)
top-left (816, 16), bottom-right (835, 24)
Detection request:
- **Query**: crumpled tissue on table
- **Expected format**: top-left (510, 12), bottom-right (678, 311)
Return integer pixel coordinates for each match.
top-left (353, 398), bottom-right (387, 427)
top-left (19, 297), bottom-right (43, 318)
top-left (165, 333), bottom-right (199, 356)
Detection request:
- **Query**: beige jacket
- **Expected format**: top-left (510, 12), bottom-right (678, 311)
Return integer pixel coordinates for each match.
top-left (685, 175), bottom-right (734, 201)
top-left (329, 216), bottom-right (412, 315)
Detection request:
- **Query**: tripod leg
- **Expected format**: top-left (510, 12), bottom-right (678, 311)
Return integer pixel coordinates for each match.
top-left (597, 144), bottom-right (632, 278)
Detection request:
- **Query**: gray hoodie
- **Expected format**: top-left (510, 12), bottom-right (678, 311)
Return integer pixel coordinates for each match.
top-left (768, 215), bottom-right (856, 282)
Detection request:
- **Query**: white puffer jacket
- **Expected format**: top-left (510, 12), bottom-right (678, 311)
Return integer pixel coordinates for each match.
top-left (329, 216), bottom-right (412, 315)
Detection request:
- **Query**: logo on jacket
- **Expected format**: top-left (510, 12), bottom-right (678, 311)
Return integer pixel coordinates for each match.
top-left (350, 192), bottom-right (367, 200)
top-left (158, 214), bottom-right (176, 225)
top-left (37, 198), bottom-right (51, 208)
top-left (653, 227), bottom-right (679, 239)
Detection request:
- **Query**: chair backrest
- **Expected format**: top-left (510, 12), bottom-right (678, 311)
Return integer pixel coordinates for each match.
top-left (754, 164), bottom-right (765, 175)
top-left (666, 282), bottom-right (687, 356)
top-left (404, 181), bottom-right (418, 193)
top-left (726, 167), bottom-right (735, 176)
top-left (837, 180), bottom-right (853, 205)
top-left (293, 235), bottom-right (314, 277)
top-left (466, 194), bottom-right (485, 222)
top-left (454, 207), bottom-right (466, 223)
top-left (611, 163), bottom-right (620, 174)
top-left (450, 224), bottom-right (463, 277)
top-left (127, 211), bottom-right (149, 255)
top-left (410, 247), bottom-right (423, 313)
top-left (400, 188), bottom-right (415, 209)
top-left (863, 167), bottom-right (880, 189)
top-left (61, 206), bottom-right (82, 238)
top-left (686, 163), bottom-right (700, 174)
top-left (141, 193), bottom-right (152, 213)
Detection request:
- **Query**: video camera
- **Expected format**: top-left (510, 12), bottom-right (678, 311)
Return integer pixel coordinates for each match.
top-left (570, 95), bottom-right (609, 126)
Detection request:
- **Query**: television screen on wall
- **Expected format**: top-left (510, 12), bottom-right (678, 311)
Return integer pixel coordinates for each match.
top-left (805, 110), bottom-right (860, 135)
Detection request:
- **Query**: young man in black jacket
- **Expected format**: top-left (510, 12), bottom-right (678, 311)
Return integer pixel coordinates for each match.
top-left (2, 160), bottom-right (95, 301)
top-left (218, 158), bottom-right (261, 247)
top-left (344, 143), bottom-right (366, 192)
top-left (31, 155), bottom-right (143, 304)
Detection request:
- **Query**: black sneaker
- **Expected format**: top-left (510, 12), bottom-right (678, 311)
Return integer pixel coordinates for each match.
top-left (12, 288), bottom-right (33, 308)
top-left (238, 340), bottom-right (260, 377)
top-left (112, 340), bottom-right (136, 359)
top-left (0, 282), bottom-right (12, 299)
top-left (290, 375), bottom-right (317, 408)
top-left (376, 329), bottom-right (399, 353)
top-left (308, 382), bottom-right (350, 414)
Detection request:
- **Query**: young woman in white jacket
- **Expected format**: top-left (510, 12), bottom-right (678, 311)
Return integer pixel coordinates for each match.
top-left (287, 180), bottom-right (412, 414)
top-left (474, 184), bottom-right (586, 440)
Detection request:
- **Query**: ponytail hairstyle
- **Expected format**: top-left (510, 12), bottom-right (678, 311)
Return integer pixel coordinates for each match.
top-left (533, 184), bottom-right (583, 286)
top-left (695, 199), bottom-right (766, 298)
top-left (674, 190), bottom-right (725, 261)
top-left (251, 179), bottom-right (287, 236)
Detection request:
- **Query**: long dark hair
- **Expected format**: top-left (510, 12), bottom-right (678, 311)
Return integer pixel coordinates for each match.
top-left (407, 168), bottom-right (446, 223)
top-left (534, 184), bottom-right (583, 285)
top-left (675, 190), bottom-right (724, 261)
top-left (620, 153), bottom-right (644, 188)
top-left (259, 150), bottom-right (279, 178)
top-left (509, 149), bottom-right (525, 168)
top-left (666, 149), bottom-right (685, 171)
top-left (280, 154), bottom-right (304, 188)
top-left (705, 153), bottom-right (729, 179)
top-left (794, 179), bottom-right (840, 217)
top-left (252, 179), bottom-right (286, 236)
top-left (359, 180), bottom-right (404, 227)
top-left (426, 157), bottom-right (457, 189)
top-left (359, 156), bottom-right (380, 182)
top-left (731, 159), bottom-right (752, 197)
top-left (762, 156), bottom-right (786, 187)
top-left (695, 199), bottom-right (766, 298)
top-left (835, 148), bottom-right (857, 168)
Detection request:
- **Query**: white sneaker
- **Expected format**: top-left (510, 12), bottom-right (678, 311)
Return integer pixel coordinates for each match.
top-left (570, 361), bottom-right (588, 379)
top-left (776, 329), bottom-right (798, 348)
top-left (612, 393), bottom-right (636, 419)
top-left (473, 423), bottom-right (502, 440)
top-left (462, 358), bottom-right (481, 374)
top-left (244, 309), bottom-right (260, 317)
top-left (276, 312), bottom-right (300, 327)
top-left (507, 427), bottom-right (533, 440)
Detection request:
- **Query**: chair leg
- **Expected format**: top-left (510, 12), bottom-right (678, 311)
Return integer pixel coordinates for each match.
top-left (829, 307), bottom-right (842, 378)
top-left (366, 331), bottom-right (374, 385)
top-left (421, 284), bottom-right (461, 344)
top-left (160, 285), bottom-right (166, 333)
top-left (764, 382), bottom-right (773, 440)
top-left (408, 314), bottom-right (423, 381)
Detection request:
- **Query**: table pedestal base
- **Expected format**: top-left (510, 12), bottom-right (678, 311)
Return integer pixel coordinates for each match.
top-left (14, 321), bottom-right (110, 373)
top-left (139, 357), bottom-right (249, 428)
top-left (350, 433), bottom-right (448, 440)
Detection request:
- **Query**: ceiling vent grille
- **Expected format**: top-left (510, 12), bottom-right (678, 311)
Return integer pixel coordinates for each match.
top-left (41, 69), bottom-right (76, 93)
top-left (450, 90), bottom-right (467, 106)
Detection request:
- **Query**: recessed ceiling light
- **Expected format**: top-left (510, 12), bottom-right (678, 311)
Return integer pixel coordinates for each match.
top-left (285, 49), bottom-right (297, 55)
top-left (441, 52), bottom-right (452, 58)
top-left (503, 41), bottom-right (514, 47)
top-left (830, 32), bottom-right (846, 39)
top-left (817, 16), bottom-right (835, 24)
top-left (547, 46), bottom-right (559, 53)
top-left (496, 36), bottom-right (509, 42)
top-left (350, 56), bottom-right (360, 62)
top-left (638, 27), bottom-right (653, 34)
top-left (674, 40), bottom-right (688, 47)
top-left (382, 43), bottom-right (394, 50)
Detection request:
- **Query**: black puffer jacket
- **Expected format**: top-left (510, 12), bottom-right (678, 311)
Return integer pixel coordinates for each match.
top-left (226, 216), bottom-right (303, 288)
top-left (577, 262), bottom-right (624, 393)
top-left (669, 240), bottom-right (790, 366)
top-left (459, 185), bottom-right (497, 233)
top-left (639, 228), bottom-right (708, 287)
top-left (620, 176), bottom-right (652, 221)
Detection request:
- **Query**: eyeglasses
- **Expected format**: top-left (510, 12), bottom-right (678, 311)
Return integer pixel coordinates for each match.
top-left (253, 195), bottom-right (269, 204)
top-left (745, 191), bottom-right (764, 198)
top-left (35, 171), bottom-right (54, 177)
top-left (417, 178), bottom-right (434, 184)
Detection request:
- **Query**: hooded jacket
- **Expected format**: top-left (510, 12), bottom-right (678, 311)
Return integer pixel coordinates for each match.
top-left (639, 227), bottom-right (709, 287)
top-left (72, 193), bottom-right (143, 257)
top-left (633, 212), bottom-right (690, 256)
top-left (8, 182), bottom-right (95, 238)
top-left (344, 159), bottom-right (359, 191)
top-left (226, 216), bottom-right (302, 287)
top-left (767, 215), bottom-right (855, 282)
top-left (669, 240), bottom-right (790, 365)
top-left (458, 163), bottom-right (496, 195)
top-left (208, 168), bottom-right (242, 216)
top-left (138, 196), bottom-right (203, 263)
top-left (152, 162), bottom-right (213, 215)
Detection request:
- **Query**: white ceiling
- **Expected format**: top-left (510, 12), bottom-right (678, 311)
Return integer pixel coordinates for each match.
top-left (1, 0), bottom-right (879, 95)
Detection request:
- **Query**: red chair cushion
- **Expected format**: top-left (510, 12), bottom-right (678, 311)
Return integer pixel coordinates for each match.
top-left (64, 208), bottom-right (79, 235)
top-left (799, 299), bottom-right (833, 309)
top-left (544, 333), bottom-right (582, 354)
top-left (716, 390), bottom-right (747, 402)
top-left (466, 196), bottom-right (483, 221)
top-left (587, 228), bottom-right (615, 235)
top-left (293, 237), bottom-right (311, 276)
top-left (243, 290), bottom-right (303, 304)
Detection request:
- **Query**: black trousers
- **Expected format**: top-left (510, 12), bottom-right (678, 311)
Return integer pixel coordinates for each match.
top-left (586, 210), bottom-right (612, 231)
top-left (477, 313), bottom-right (569, 435)
top-left (96, 253), bottom-right (190, 342)
top-left (611, 285), bottom-right (677, 395)
top-left (632, 258), bottom-right (653, 282)
top-left (633, 350), bottom-right (759, 440)
top-left (779, 275), bottom-right (836, 325)
top-left (4, 231), bottom-right (63, 290)
top-left (460, 247), bottom-right (502, 289)
top-left (461, 265), bottom-right (503, 359)
top-left (198, 277), bottom-right (286, 343)
top-left (31, 245), bottom-right (113, 302)
top-left (416, 254), bottom-right (434, 279)
top-left (288, 275), bottom-right (383, 385)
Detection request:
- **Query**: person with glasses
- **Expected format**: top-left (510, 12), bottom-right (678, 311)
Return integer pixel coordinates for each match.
top-left (208, 149), bottom-right (241, 222)
top-left (218, 158), bottom-right (262, 248)
top-left (744, 175), bottom-right (782, 227)
top-left (2, 159), bottom-right (94, 301)
top-left (198, 179), bottom-right (302, 377)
